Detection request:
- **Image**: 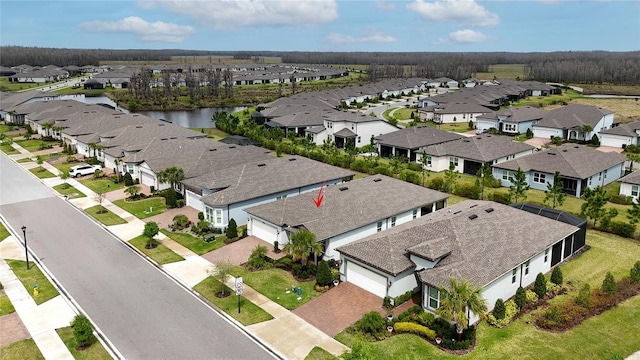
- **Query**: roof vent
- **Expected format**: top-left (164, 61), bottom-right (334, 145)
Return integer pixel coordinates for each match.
top-left (469, 214), bottom-right (478, 220)
top-left (548, 152), bottom-right (556, 155)
top-left (373, 178), bottom-right (382, 182)
top-left (469, 204), bottom-right (478, 208)
top-left (170, 137), bottom-right (177, 139)
top-left (257, 163), bottom-right (266, 167)
top-left (562, 149), bottom-right (567, 152)
top-left (453, 210), bottom-right (462, 215)
top-left (135, 125), bottom-right (143, 128)
top-left (209, 148), bottom-right (217, 152)
top-left (339, 187), bottom-right (349, 191)
top-left (229, 146), bottom-right (236, 149)
top-left (574, 145), bottom-right (579, 148)
top-left (464, 139), bottom-right (470, 142)
top-left (485, 208), bottom-right (494, 213)
top-left (160, 138), bottom-right (168, 140)
top-left (288, 158), bottom-right (297, 161)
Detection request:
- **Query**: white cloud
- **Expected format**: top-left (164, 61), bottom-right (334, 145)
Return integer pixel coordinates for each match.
top-left (407, 0), bottom-right (499, 27)
top-left (375, 1), bottom-right (396, 10)
top-left (79, 16), bottom-right (195, 43)
top-left (449, 29), bottom-right (491, 42)
top-left (328, 31), bottom-right (396, 44)
top-left (152, 0), bottom-right (339, 29)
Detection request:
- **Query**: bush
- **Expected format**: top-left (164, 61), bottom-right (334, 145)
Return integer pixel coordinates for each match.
top-left (383, 296), bottom-right (392, 309)
top-left (407, 162), bottom-right (422, 172)
top-left (247, 245), bottom-right (269, 270)
top-left (164, 188), bottom-right (177, 208)
top-left (393, 322), bottom-right (436, 340)
top-left (355, 311), bottom-right (387, 340)
top-left (606, 221), bottom-right (636, 238)
top-left (631, 261), bottom-right (640, 282)
top-left (534, 273), bottom-right (547, 298)
top-left (198, 212), bottom-right (204, 221)
top-left (428, 177), bottom-right (444, 191)
top-left (176, 199), bottom-right (185, 208)
top-left (394, 290), bottom-right (413, 307)
top-left (591, 134), bottom-right (600, 146)
top-left (71, 314), bottom-right (93, 348)
top-left (456, 183), bottom-right (480, 199)
top-left (526, 289), bottom-right (539, 304)
top-left (493, 298), bottom-right (506, 320)
top-left (550, 266), bottom-right (563, 286)
top-left (172, 214), bottom-right (190, 230)
top-left (123, 172), bottom-right (133, 186)
top-left (373, 165), bottom-right (391, 176)
top-left (547, 281), bottom-right (562, 296)
top-left (610, 194), bottom-right (632, 205)
top-left (575, 283), bottom-right (592, 308)
top-left (316, 260), bottom-right (333, 287)
top-left (292, 263), bottom-right (316, 280)
top-left (226, 218), bottom-right (238, 239)
top-left (487, 300), bottom-right (519, 328)
top-left (489, 190), bottom-right (512, 205)
top-left (602, 271), bottom-right (617, 295)
top-left (515, 286), bottom-right (526, 309)
top-left (526, 128), bottom-right (534, 139)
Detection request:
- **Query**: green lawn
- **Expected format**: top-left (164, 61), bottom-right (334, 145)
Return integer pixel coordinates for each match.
top-left (160, 229), bottom-right (225, 255)
top-left (229, 266), bottom-right (320, 310)
top-left (129, 235), bottom-right (184, 265)
top-left (14, 139), bottom-right (58, 153)
top-left (29, 166), bottom-right (56, 179)
top-left (305, 346), bottom-right (337, 360)
top-left (421, 120), bottom-right (473, 133)
top-left (112, 197), bottom-right (167, 219)
top-left (52, 161), bottom-right (81, 174)
top-left (190, 127), bottom-right (229, 141)
top-left (0, 77), bottom-right (43, 92)
top-left (0, 288), bottom-right (16, 315)
top-left (390, 108), bottom-right (417, 121)
top-left (16, 157), bottom-right (33, 163)
top-left (79, 178), bottom-right (125, 194)
top-left (6, 260), bottom-right (59, 305)
top-left (0, 143), bottom-right (19, 155)
top-left (52, 183), bottom-right (86, 199)
top-left (194, 276), bottom-right (273, 326)
top-left (85, 205), bottom-right (127, 226)
top-left (56, 326), bottom-right (112, 360)
top-left (0, 338), bottom-right (43, 360)
top-left (0, 221), bottom-right (9, 241)
top-left (509, 89), bottom-right (583, 109)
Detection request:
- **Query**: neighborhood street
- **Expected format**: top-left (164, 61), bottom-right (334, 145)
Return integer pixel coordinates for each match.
top-left (0, 154), bottom-right (277, 359)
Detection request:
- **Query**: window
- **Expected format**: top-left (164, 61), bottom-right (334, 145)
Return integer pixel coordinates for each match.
top-left (428, 286), bottom-right (440, 309)
top-left (413, 209), bottom-right (418, 219)
top-left (504, 123), bottom-right (517, 132)
top-left (127, 164), bottom-right (135, 174)
top-left (512, 268), bottom-right (517, 284)
top-left (533, 172), bottom-right (546, 184)
top-left (525, 260), bottom-right (530, 276)
top-left (632, 185), bottom-right (639, 197)
top-left (358, 136), bottom-right (361, 143)
top-left (276, 194), bottom-right (287, 200)
top-left (426, 155), bottom-right (432, 167)
top-left (449, 157), bottom-right (459, 167)
top-left (598, 172), bottom-right (602, 182)
top-left (603, 169), bottom-right (607, 179)
top-left (205, 207), bottom-right (213, 222)
top-left (327, 121), bottom-right (333, 129)
top-left (391, 216), bottom-right (396, 227)
top-left (502, 170), bottom-right (511, 181)
top-left (214, 209), bottom-right (223, 225)
top-left (377, 221), bottom-right (382, 232)
top-left (351, 123), bottom-right (354, 130)
top-left (544, 248), bottom-right (549, 263)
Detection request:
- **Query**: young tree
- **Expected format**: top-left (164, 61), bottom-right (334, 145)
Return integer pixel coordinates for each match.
top-left (165, 188), bottom-right (177, 208)
top-left (226, 218), bottom-right (238, 239)
top-left (123, 172), bottom-right (134, 186)
top-left (283, 229), bottom-right (322, 266)
top-left (247, 245), bottom-right (268, 270)
top-left (493, 298), bottom-right (506, 320)
top-left (515, 286), bottom-right (526, 309)
top-left (508, 167), bottom-right (529, 203)
top-left (389, 154), bottom-right (406, 176)
top-left (71, 314), bottom-right (93, 349)
top-left (443, 163), bottom-right (460, 194)
top-left (550, 267), bottom-right (563, 286)
top-left (476, 163), bottom-right (493, 200)
top-left (210, 261), bottom-right (233, 297)
top-left (526, 128), bottom-right (534, 139)
top-left (574, 283), bottom-right (591, 308)
top-left (316, 260), bottom-right (333, 287)
top-left (580, 186), bottom-right (612, 227)
top-left (60, 169), bottom-right (70, 189)
top-left (602, 271), bottom-right (617, 295)
top-left (94, 191), bottom-right (106, 214)
top-left (544, 171), bottom-right (566, 209)
top-left (419, 150), bottom-right (431, 187)
top-left (630, 261), bottom-right (640, 282)
top-left (143, 221), bottom-right (159, 249)
top-left (125, 185), bottom-right (141, 199)
top-left (436, 277), bottom-right (488, 341)
top-left (627, 199), bottom-right (640, 226)
top-left (534, 273), bottom-right (547, 298)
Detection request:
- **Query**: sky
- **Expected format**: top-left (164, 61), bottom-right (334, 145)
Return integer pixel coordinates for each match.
top-left (1, 0), bottom-right (639, 52)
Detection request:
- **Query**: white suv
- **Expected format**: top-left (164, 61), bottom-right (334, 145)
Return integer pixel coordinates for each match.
top-left (70, 164), bottom-right (102, 177)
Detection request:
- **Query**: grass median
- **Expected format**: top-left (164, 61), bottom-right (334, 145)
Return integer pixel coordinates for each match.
top-left (113, 197), bottom-right (166, 219)
top-left (160, 229), bottom-right (225, 255)
top-left (129, 235), bottom-right (184, 265)
top-left (53, 183), bottom-right (86, 199)
top-left (0, 339), bottom-right (43, 360)
top-left (85, 205), bottom-right (127, 226)
top-left (57, 327), bottom-right (112, 360)
top-left (29, 166), bottom-right (56, 179)
top-left (0, 222), bottom-right (9, 241)
top-left (7, 260), bottom-right (59, 305)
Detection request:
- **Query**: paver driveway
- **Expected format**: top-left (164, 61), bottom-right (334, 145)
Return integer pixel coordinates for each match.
top-left (202, 236), bottom-right (286, 265)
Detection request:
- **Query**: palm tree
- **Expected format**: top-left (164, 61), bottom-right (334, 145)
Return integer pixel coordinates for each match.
top-left (42, 122), bottom-right (53, 138)
top-left (157, 166), bottom-right (184, 190)
top-left (577, 124), bottom-right (594, 141)
top-left (436, 277), bottom-right (488, 341)
top-left (283, 229), bottom-right (323, 266)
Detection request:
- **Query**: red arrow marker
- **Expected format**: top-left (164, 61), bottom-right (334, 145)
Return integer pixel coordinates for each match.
top-left (313, 182), bottom-right (325, 208)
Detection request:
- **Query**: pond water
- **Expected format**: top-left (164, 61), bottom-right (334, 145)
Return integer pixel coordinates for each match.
top-left (61, 94), bottom-right (246, 128)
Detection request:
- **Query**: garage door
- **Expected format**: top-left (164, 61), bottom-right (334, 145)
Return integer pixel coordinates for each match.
top-left (346, 261), bottom-right (387, 298)
top-left (533, 127), bottom-right (558, 139)
top-left (139, 170), bottom-right (155, 187)
top-left (185, 190), bottom-right (204, 212)
top-left (251, 219), bottom-right (278, 243)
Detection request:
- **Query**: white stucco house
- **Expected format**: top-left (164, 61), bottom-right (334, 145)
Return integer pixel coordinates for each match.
top-left (244, 175), bottom-right (449, 265)
top-left (425, 102), bottom-right (493, 124)
top-left (305, 111), bottom-right (399, 149)
top-left (336, 200), bottom-right (584, 317)
top-left (475, 106), bottom-right (548, 135)
top-left (532, 104), bottom-right (614, 141)
top-left (599, 121), bottom-right (640, 148)
top-left (618, 170), bottom-right (640, 203)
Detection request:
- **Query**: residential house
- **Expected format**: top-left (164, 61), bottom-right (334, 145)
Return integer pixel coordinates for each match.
top-left (532, 104), bottom-right (614, 141)
top-left (336, 200), bottom-right (582, 318)
top-left (618, 170), bottom-right (640, 203)
top-left (245, 175), bottom-right (449, 262)
top-left (417, 134), bottom-right (536, 175)
top-left (475, 106), bottom-right (548, 134)
top-left (182, 156), bottom-right (355, 226)
top-left (599, 121), bottom-right (640, 148)
top-left (375, 126), bottom-right (465, 161)
top-left (306, 111), bottom-right (399, 148)
top-left (0, 90), bottom-right (60, 124)
top-left (493, 144), bottom-right (626, 197)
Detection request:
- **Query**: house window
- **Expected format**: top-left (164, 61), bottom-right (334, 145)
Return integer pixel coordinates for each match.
top-left (512, 268), bottom-right (517, 284)
top-left (428, 286), bottom-right (440, 309)
top-left (391, 216), bottom-right (396, 227)
top-left (214, 209), bottom-right (223, 226)
top-left (127, 164), bottom-right (135, 174)
top-left (525, 260), bottom-right (530, 276)
top-left (358, 136), bottom-right (361, 143)
top-left (413, 209), bottom-right (418, 219)
top-left (502, 170), bottom-right (511, 181)
top-left (351, 123), bottom-right (354, 130)
top-left (327, 121), bottom-right (333, 129)
top-left (632, 185), bottom-right (639, 197)
top-left (598, 172), bottom-right (602, 182)
top-left (426, 156), bottom-right (432, 167)
top-left (603, 169), bottom-right (607, 180)
top-left (377, 221), bottom-right (382, 232)
top-left (205, 207), bottom-right (213, 222)
top-left (544, 248), bottom-right (549, 263)
top-left (504, 123), bottom-right (517, 132)
top-left (449, 157), bottom-right (459, 167)
top-left (533, 172), bottom-right (545, 184)
top-left (276, 194), bottom-right (287, 200)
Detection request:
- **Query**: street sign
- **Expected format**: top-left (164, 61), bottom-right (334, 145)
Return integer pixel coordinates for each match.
top-left (235, 277), bottom-right (244, 296)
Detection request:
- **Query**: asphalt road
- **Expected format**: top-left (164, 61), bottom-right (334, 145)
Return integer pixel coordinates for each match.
top-left (0, 154), bottom-right (277, 360)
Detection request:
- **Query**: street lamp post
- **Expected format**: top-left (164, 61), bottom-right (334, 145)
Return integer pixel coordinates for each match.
top-left (21, 225), bottom-right (29, 270)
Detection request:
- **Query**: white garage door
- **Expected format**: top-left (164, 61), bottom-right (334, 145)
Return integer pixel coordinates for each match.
top-left (346, 261), bottom-right (387, 298)
top-left (533, 127), bottom-right (558, 139)
top-left (185, 190), bottom-right (204, 212)
top-left (251, 219), bottom-right (278, 243)
top-left (139, 170), bottom-right (155, 187)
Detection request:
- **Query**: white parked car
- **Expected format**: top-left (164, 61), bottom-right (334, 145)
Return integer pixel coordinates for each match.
top-left (69, 164), bottom-right (102, 178)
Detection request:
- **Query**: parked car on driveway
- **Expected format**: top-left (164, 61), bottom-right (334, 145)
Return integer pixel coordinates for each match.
top-left (69, 164), bottom-right (102, 177)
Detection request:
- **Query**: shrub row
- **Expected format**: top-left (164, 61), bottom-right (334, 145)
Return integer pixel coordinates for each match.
top-left (393, 322), bottom-right (436, 341)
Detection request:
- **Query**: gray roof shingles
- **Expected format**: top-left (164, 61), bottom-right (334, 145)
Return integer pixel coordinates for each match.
top-left (535, 104), bottom-right (613, 130)
top-left (375, 126), bottom-right (465, 150)
top-left (421, 134), bottom-right (535, 162)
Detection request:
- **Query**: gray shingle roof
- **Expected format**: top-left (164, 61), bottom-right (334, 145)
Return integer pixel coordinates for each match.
top-left (421, 134), bottom-right (535, 162)
top-left (191, 156), bottom-right (355, 206)
top-left (334, 128), bottom-right (357, 137)
top-left (324, 111), bottom-right (391, 124)
top-left (600, 121), bottom-right (640, 137)
top-left (336, 200), bottom-right (578, 287)
top-left (434, 102), bottom-right (493, 114)
top-left (245, 175), bottom-right (449, 241)
top-left (493, 106), bottom-right (548, 123)
top-left (618, 170), bottom-right (640, 185)
top-left (493, 144), bottom-right (626, 179)
top-left (375, 126), bottom-right (465, 150)
top-left (535, 104), bottom-right (613, 129)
